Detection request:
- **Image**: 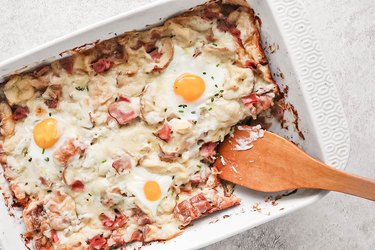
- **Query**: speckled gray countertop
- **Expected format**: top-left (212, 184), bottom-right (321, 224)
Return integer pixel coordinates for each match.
top-left (1, 0), bottom-right (374, 249)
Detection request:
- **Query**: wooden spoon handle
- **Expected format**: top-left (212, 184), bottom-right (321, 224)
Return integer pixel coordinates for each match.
top-left (306, 162), bottom-right (375, 201)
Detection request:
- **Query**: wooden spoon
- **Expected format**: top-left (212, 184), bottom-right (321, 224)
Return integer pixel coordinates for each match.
top-left (214, 126), bottom-right (375, 201)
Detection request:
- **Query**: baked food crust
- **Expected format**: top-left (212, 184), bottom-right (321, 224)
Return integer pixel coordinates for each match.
top-left (0, 1), bottom-right (277, 249)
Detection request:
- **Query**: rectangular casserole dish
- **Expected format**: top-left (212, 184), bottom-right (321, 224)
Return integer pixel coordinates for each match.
top-left (0, 0), bottom-right (350, 249)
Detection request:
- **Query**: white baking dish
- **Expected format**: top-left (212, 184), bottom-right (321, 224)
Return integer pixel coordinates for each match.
top-left (0, 0), bottom-right (350, 249)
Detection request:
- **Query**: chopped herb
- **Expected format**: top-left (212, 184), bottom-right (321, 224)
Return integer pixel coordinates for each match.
top-left (212, 43), bottom-right (218, 47)
top-left (219, 89), bottom-right (224, 93)
top-left (25, 182), bottom-right (28, 186)
top-left (48, 112), bottom-right (52, 117)
top-left (197, 165), bottom-right (202, 169)
top-left (208, 107), bottom-right (213, 111)
top-left (211, 76), bottom-right (214, 80)
top-left (88, 193), bottom-right (92, 196)
top-left (75, 86), bottom-right (85, 91)
top-left (101, 160), bottom-right (107, 163)
top-left (214, 93), bottom-right (219, 97)
top-left (216, 63), bottom-right (220, 67)
top-left (178, 110), bottom-right (184, 113)
top-left (193, 121), bottom-right (198, 124)
top-left (86, 199), bottom-right (89, 202)
top-left (42, 149), bottom-right (45, 154)
top-left (178, 104), bottom-right (187, 108)
top-left (164, 108), bottom-right (168, 112)
top-left (211, 98), bottom-right (214, 102)
top-left (172, 176), bottom-right (175, 180)
top-left (22, 148), bottom-right (28, 157)
top-left (200, 106), bottom-right (206, 110)
top-left (191, 111), bottom-right (196, 114)
top-left (203, 72), bottom-right (207, 75)
top-left (47, 190), bottom-right (52, 193)
top-left (176, 194), bottom-right (180, 200)
top-left (215, 84), bottom-right (218, 88)
top-left (28, 157), bottom-right (33, 162)
top-left (44, 157), bottom-right (49, 162)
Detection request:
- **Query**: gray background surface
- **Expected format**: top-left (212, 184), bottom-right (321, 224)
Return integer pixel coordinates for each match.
top-left (0, 0), bottom-right (374, 249)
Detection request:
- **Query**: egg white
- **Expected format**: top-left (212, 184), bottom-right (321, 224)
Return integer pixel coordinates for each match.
top-left (124, 167), bottom-right (173, 216)
top-left (27, 113), bottom-right (79, 167)
top-left (150, 45), bottom-right (227, 121)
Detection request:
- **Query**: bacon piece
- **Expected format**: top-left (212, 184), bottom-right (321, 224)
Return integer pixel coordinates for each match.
top-left (229, 27), bottom-right (241, 37)
top-left (23, 201), bottom-right (45, 232)
top-left (88, 235), bottom-right (107, 250)
top-left (129, 230), bottom-right (143, 242)
top-left (151, 38), bottom-right (174, 72)
top-left (245, 60), bottom-right (258, 69)
top-left (190, 193), bottom-right (212, 216)
top-left (189, 173), bottom-right (208, 184)
top-left (53, 139), bottom-right (79, 166)
top-left (173, 193), bottom-right (213, 225)
top-left (199, 142), bottom-right (218, 158)
top-left (92, 58), bottom-right (112, 73)
top-left (118, 95), bottom-right (130, 102)
top-left (149, 50), bottom-right (163, 61)
top-left (43, 84), bottom-right (62, 109)
top-left (99, 213), bottom-right (127, 230)
top-left (112, 155), bottom-right (131, 173)
top-left (12, 105), bottom-right (29, 121)
top-left (70, 180), bottom-right (84, 192)
top-left (59, 57), bottom-right (74, 74)
top-left (51, 229), bottom-right (59, 243)
top-left (132, 208), bottom-right (152, 226)
top-left (34, 66), bottom-right (51, 77)
top-left (108, 101), bottom-right (138, 125)
top-left (241, 93), bottom-right (258, 107)
top-left (154, 122), bottom-right (172, 142)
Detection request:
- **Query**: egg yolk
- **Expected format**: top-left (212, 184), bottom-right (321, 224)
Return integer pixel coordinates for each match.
top-left (174, 73), bottom-right (206, 102)
top-left (144, 180), bottom-right (162, 201)
top-left (33, 118), bottom-right (60, 149)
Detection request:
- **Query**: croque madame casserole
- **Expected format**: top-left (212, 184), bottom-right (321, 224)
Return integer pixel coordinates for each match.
top-left (0, 0), bottom-right (277, 249)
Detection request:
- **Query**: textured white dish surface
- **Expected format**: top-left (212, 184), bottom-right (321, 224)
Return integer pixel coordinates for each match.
top-left (0, 0), bottom-right (350, 249)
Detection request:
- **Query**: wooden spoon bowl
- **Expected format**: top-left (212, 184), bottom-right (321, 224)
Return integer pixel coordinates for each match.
top-left (214, 126), bottom-right (375, 201)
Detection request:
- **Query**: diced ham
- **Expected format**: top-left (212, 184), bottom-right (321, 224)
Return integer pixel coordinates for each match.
top-left (154, 122), bottom-right (172, 142)
top-left (241, 93), bottom-right (258, 107)
top-left (88, 235), bottom-right (107, 250)
top-left (112, 155), bottom-right (132, 173)
top-left (70, 180), bottom-right (84, 192)
top-left (199, 142), bottom-right (218, 158)
top-left (51, 229), bottom-right (59, 243)
top-left (108, 101), bottom-right (138, 125)
top-left (59, 57), bottom-right (74, 74)
top-left (12, 105), bottom-right (29, 121)
top-left (92, 58), bottom-right (112, 73)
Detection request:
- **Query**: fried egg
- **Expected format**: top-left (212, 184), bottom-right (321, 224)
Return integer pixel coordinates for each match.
top-left (125, 167), bottom-right (173, 215)
top-left (143, 45), bottom-right (227, 122)
top-left (28, 114), bottom-right (78, 166)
